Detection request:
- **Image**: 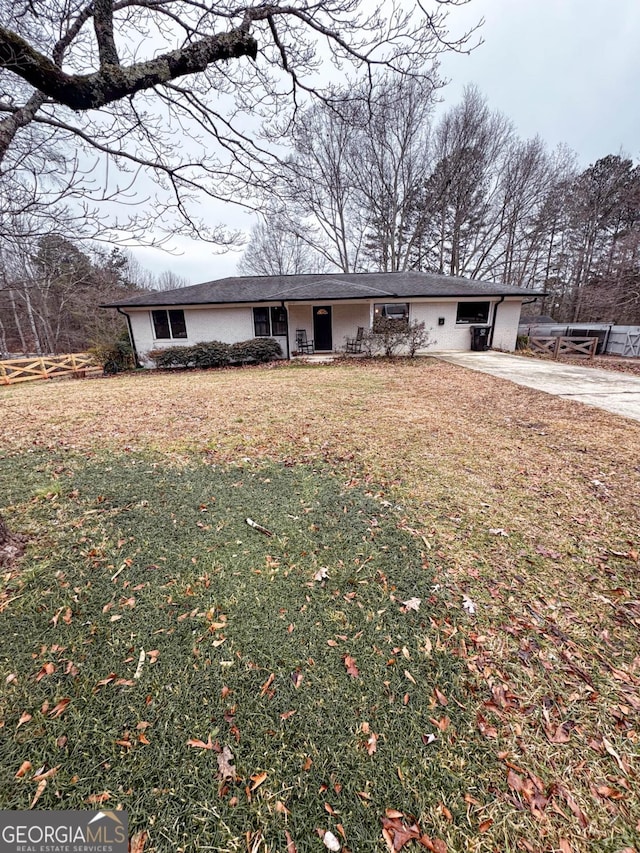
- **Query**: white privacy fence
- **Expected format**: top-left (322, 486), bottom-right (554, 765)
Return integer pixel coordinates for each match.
top-left (518, 323), bottom-right (640, 358)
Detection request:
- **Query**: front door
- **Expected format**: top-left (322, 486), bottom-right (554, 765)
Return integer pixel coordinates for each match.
top-left (313, 306), bottom-right (332, 351)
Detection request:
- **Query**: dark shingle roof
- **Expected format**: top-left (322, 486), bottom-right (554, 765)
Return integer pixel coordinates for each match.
top-left (103, 271), bottom-right (537, 308)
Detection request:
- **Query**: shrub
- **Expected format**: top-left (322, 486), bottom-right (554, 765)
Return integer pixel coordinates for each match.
top-left (516, 334), bottom-right (530, 350)
top-left (89, 330), bottom-right (136, 373)
top-left (189, 341), bottom-right (230, 368)
top-left (362, 319), bottom-right (433, 358)
top-left (146, 338), bottom-right (282, 370)
top-left (230, 337), bottom-right (283, 363)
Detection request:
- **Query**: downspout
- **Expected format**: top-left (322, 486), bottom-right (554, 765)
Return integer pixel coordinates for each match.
top-left (282, 301), bottom-right (290, 360)
top-left (488, 296), bottom-right (506, 349)
top-left (117, 307), bottom-right (140, 367)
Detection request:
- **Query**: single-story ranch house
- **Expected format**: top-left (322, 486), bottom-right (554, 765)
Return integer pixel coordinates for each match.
top-left (104, 271), bottom-right (536, 362)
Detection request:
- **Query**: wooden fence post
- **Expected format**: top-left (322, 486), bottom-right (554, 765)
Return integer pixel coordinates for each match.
top-left (553, 337), bottom-right (561, 359)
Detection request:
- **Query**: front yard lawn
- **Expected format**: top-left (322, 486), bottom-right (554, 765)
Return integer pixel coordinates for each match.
top-left (1, 360), bottom-right (639, 852)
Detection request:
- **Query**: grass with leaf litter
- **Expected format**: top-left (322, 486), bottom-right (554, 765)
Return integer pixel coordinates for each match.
top-left (1, 359), bottom-right (639, 853)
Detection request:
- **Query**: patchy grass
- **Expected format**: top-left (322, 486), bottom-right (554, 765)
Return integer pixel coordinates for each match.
top-left (1, 359), bottom-right (639, 853)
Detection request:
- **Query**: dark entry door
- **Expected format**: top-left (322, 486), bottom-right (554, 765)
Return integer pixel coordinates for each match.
top-left (313, 306), bottom-right (332, 351)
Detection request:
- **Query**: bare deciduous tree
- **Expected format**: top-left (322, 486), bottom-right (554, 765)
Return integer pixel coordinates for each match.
top-left (0, 0), bottom-right (479, 245)
top-left (238, 214), bottom-right (328, 276)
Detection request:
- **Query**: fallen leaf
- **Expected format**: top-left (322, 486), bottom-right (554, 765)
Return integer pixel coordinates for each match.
top-left (285, 830), bottom-right (297, 853)
top-left (15, 760), bottom-right (32, 778)
top-left (33, 766), bottom-right (58, 781)
top-left (545, 722), bottom-right (572, 744)
top-left (86, 792), bottom-right (111, 804)
top-left (291, 671), bottom-right (303, 689)
top-left (478, 819), bottom-right (493, 833)
top-left (16, 711), bottom-right (32, 729)
top-left (217, 745), bottom-right (236, 782)
top-left (402, 597), bottom-right (421, 612)
top-left (187, 736), bottom-right (215, 750)
top-left (260, 673), bottom-right (275, 697)
top-left (366, 732), bottom-right (378, 755)
top-left (29, 779), bottom-right (46, 809)
top-left (129, 830), bottom-right (148, 853)
top-left (343, 655), bottom-right (359, 678)
top-left (434, 687), bottom-right (448, 706)
top-left (314, 567), bottom-right (329, 581)
top-left (250, 771), bottom-right (267, 791)
top-left (602, 737), bottom-right (627, 773)
top-left (595, 785), bottom-right (624, 800)
top-left (280, 710), bottom-right (296, 720)
top-left (48, 698), bottom-right (70, 718)
top-left (35, 662), bottom-right (55, 682)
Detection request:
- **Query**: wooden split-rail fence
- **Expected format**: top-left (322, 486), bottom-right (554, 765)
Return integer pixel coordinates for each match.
top-left (0, 353), bottom-right (102, 386)
top-left (529, 336), bottom-right (598, 360)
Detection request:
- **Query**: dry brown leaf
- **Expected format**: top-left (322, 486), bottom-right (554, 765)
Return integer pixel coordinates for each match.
top-left (16, 711), bottom-right (32, 729)
top-left (250, 771), bottom-right (267, 791)
top-left (217, 745), bottom-right (236, 782)
top-left (35, 662), bottom-right (55, 681)
top-left (343, 655), bottom-right (359, 678)
top-left (15, 760), bottom-right (32, 778)
top-left (434, 687), bottom-right (448, 706)
top-left (129, 830), bottom-right (148, 853)
top-left (86, 792), bottom-right (111, 804)
top-left (284, 830), bottom-right (297, 853)
top-left (366, 732), bottom-right (378, 755)
top-left (29, 779), bottom-right (46, 809)
top-left (187, 735), bottom-right (215, 750)
top-left (545, 722), bottom-right (572, 744)
top-left (260, 673), bottom-right (275, 697)
top-left (48, 698), bottom-right (70, 718)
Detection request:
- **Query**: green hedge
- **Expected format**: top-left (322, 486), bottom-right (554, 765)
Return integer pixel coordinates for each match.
top-left (147, 338), bottom-right (282, 369)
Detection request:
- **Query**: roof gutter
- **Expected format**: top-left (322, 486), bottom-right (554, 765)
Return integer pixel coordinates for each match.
top-left (117, 307), bottom-right (140, 367)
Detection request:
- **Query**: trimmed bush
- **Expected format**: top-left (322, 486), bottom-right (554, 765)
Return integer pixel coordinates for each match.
top-left (147, 338), bottom-right (282, 370)
top-left (230, 337), bottom-right (283, 363)
top-left (190, 341), bottom-right (230, 368)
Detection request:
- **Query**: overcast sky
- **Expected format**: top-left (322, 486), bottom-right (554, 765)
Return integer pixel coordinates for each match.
top-left (133, 0), bottom-right (640, 284)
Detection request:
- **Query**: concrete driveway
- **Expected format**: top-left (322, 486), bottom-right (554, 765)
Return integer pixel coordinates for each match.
top-left (434, 351), bottom-right (640, 423)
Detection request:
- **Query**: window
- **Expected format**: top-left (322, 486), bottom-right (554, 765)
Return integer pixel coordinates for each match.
top-left (456, 301), bottom-right (490, 324)
top-left (271, 307), bottom-right (288, 336)
top-left (152, 309), bottom-right (187, 339)
top-left (373, 303), bottom-right (409, 330)
top-left (253, 306), bottom-right (288, 337)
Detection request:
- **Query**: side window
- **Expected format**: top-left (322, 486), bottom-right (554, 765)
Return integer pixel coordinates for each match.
top-left (456, 302), bottom-right (490, 324)
top-left (168, 309), bottom-right (187, 338)
top-left (151, 309), bottom-right (187, 339)
top-left (152, 310), bottom-right (171, 339)
top-left (373, 303), bottom-right (409, 330)
top-left (270, 307), bottom-right (288, 336)
top-left (253, 307), bottom-right (270, 336)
